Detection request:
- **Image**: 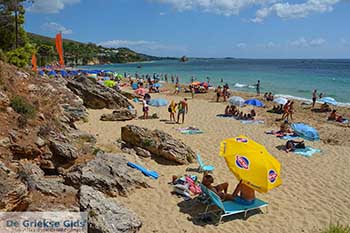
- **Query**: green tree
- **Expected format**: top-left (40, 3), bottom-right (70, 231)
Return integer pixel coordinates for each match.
top-left (0, 0), bottom-right (28, 51)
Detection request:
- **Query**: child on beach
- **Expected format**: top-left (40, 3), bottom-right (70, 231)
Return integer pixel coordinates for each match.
top-left (168, 101), bottom-right (177, 122)
top-left (142, 97), bottom-right (149, 119)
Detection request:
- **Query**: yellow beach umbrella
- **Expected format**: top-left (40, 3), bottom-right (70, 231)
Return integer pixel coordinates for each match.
top-left (219, 135), bottom-right (282, 193)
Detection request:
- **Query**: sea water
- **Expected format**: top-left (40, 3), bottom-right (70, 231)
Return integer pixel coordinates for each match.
top-left (80, 59), bottom-right (350, 106)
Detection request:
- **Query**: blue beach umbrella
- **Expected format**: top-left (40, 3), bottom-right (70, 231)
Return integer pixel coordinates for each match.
top-left (291, 123), bottom-right (320, 141)
top-left (60, 70), bottom-right (68, 77)
top-left (319, 97), bottom-right (337, 106)
top-left (149, 98), bottom-right (168, 107)
top-left (153, 83), bottom-right (161, 88)
top-left (228, 96), bottom-right (245, 107)
top-left (48, 70), bottom-right (57, 77)
top-left (244, 99), bottom-right (265, 107)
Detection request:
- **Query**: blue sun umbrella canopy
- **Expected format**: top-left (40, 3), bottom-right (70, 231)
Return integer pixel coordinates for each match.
top-left (274, 97), bottom-right (288, 105)
top-left (244, 99), bottom-right (265, 107)
top-left (153, 83), bottom-right (161, 88)
top-left (149, 98), bottom-right (168, 107)
top-left (48, 70), bottom-right (57, 77)
top-left (291, 123), bottom-right (320, 141)
top-left (319, 97), bottom-right (337, 106)
top-left (228, 96), bottom-right (245, 107)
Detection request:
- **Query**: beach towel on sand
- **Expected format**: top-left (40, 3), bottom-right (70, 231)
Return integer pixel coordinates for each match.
top-left (294, 147), bottom-right (321, 157)
top-left (240, 120), bottom-right (264, 124)
top-left (178, 127), bottom-right (203, 135)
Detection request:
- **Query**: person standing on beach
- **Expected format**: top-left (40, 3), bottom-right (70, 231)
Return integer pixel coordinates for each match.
top-left (176, 76), bottom-right (179, 84)
top-left (171, 75), bottom-right (174, 83)
top-left (312, 89), bottom-right (318, 108)
top-left (191, 76), bottom-right (194, 83)
top-left (256, 80), bottom-right (261, 96)
top-left (216, 86), bottom-right (222, 102)
top-left (142, 97), bottom-right (149, 120)
top-left (177, 98), bottom-right (188, 124)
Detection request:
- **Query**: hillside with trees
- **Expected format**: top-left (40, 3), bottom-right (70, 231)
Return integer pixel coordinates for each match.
top-left (0, 0), bottom-right (174, 68)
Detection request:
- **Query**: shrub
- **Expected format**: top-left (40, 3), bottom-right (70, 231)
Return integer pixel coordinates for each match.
top-left (321, 223), bottom-right (350, 233)
top-left (10, 96), bottom-right (36, 118)
top-left (6, 43), bottom-right (35, 68)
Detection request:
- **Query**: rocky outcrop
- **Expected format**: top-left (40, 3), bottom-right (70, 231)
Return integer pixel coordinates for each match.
top-left (0, 162), bottom-right (31, 211)
top-left (121, 125), bottom-right (196, 164)
top-left (18, 160), bottom-right (77, 197)
top-left (66, 76), bottom-right (133, 109)
top-left (100, 108), bottom-right (136, 121)
top-left (65, 152), bottom-right (149, 197)
top-left (49, 139), bottom-right (78, 164)
top-left (80, 185), bottom-right (142, 233)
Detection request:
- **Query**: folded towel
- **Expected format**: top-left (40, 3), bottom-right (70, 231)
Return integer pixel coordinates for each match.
top-left (294, 147), bottom-right (321, 157)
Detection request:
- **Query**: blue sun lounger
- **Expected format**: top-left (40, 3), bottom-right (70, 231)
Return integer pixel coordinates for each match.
top-left (196, 153), bottom-right (214, 173)
top-left (200, 184), bottom-right (268, 223)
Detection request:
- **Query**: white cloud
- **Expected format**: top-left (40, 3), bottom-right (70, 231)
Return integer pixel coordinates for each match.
top-left (98, 39), bottom-right (187, 56)
top-left (159, 12), bottom-right (166, 16)
top-left (41, 22), bottom-right (73, 34)
top-left (289, 37), bottom-right (326, 47)
top-left (153, 0), bottom-right (276, 16)
top-left (252, 0), bottom-right (340, 22)
top-left (236, 43), bottom-right (247, 49)
top-left (28, 0), bottom-right (80, 13)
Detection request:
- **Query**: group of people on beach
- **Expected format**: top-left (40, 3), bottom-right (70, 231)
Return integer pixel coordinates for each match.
top-left (216, 84), bottom-right (230, 102)
top-left (167, 98), bottom-right (189, 124)
top-left (224, 105), bottom-right (256, 120)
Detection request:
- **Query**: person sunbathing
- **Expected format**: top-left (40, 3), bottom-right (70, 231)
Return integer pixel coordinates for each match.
top-left (250, 109), bottom-right (256, 118)
top-left (202, 172), bottom-right (231, 200)
top-left (320, 103), bottom-right (331, 112)
top-left (225, 105), bottom-right (230, 115)
top-left (285, 140), bottom-right (305, 153)
top-left (232, 180), bottom-right (256, 205)
top-left (237, 111), bottom-right (243, 119)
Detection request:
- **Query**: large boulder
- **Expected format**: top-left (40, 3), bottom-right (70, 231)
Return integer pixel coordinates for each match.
top-left (18, 160), bottom-right (77, 197)
top-left (65, 152), bottom-right (149, 196)
top-left (0, 162), bottom-right (31, 211)
top-left (80, 185), bottom-right (142, 233)
top-left (49, 139), bottom-right (78, 164)
top-left (100, 108), bottom-right (136, 121)
top-left (66, 76), bottom-right (133, 109)
top-left (121, 125), bottom-right (196, 164)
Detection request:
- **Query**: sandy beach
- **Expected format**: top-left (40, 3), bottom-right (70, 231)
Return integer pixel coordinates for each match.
top-left (77, 87), bottom-right (350, 233)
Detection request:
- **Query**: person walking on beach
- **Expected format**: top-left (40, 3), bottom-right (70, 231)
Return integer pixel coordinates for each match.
top-left (177, 98), bottom-right (188, 124)
top-left (256, 80), bottom-right (261, 96)
top-left (190, 85), bottom-right (195, 99)
top-left (216, 86), bottom-right (222, 102)
top-left (142, 97), bottom-right (149, 120)
top-left (312, 89), bottom-right (317, 108)
top-left (281, 100), bottom-right (290, 120)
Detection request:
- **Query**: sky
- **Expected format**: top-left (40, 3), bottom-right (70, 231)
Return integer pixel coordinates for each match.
top-left (24, 0), bottom-right (350, 58)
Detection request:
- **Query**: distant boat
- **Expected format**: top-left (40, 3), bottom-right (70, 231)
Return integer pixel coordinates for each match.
top-left (180, 56), bottom-right (189, 62)
top-left (137, 65), bottom-right (142, 68)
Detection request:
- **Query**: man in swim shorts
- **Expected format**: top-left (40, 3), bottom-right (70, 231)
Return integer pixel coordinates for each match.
top-left (177, 98), bottom-right (188, 124)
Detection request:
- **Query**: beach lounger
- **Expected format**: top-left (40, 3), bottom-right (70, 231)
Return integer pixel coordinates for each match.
top-left (196, 153), bottom-right (214, 173)
top-left (202, 188), bottom-right (268, 223)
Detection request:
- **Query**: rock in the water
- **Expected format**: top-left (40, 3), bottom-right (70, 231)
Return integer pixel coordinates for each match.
top-left (67, 152), bottom-right (149, 196)
top-left (80, 185), bottom-right (142, 233)
top-left (0, 162), bottom-right (31, 211)
top-left (121, 125), bottom-right (195, 164)
top-left (100, 108), bottom-right (136, 121)
top-left (66, 76), bottom-right (133, 109)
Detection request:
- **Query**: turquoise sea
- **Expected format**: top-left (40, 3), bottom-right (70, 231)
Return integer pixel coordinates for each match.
top-left (80, 59), bottom-right (350, 106)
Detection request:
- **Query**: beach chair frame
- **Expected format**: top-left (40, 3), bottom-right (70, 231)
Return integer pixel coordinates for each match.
top-left (201, 187), bottom-right (268, 224)
top-left (196, 153), bottom-right (215, 173)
